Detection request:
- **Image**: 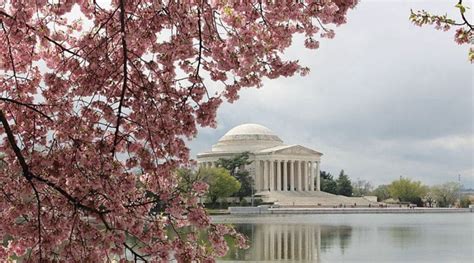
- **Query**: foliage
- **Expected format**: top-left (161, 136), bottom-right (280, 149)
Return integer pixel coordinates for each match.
top-left (336, 170), bottom-right (353, 197)
top-left (460, 196), bottom-right (472, 208)
top-left (371, 185), bottom-right (390, 202)
top-left (352, 179), bottom-right (373, 197)
top-left (388, 177), bottom-right (428, 204)
top-left (320, 171), bottom-right (337, 194)
top-left (430, 182), bottom-right (461, 207)
top-left (410, 1), bottom-right (473, 62)
top-left (198, 168), bottom-right (241, 205)
top-left (0, 0), bottom-right (357, 261)
top-left (216, 152), bottom-right (252, 177)
top-left (424, 192), bottom-right (435, 207)
top-left (216, 152), bottom-right (254, 201)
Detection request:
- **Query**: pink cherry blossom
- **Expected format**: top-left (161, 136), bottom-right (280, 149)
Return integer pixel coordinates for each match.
top-left (0, 1), bottom-right (357, 261)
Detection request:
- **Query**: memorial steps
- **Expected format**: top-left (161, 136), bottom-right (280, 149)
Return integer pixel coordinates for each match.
top-left (256, 190), bottom-right (377, 207)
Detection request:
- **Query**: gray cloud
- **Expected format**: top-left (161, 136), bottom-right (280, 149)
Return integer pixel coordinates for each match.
top-left (188, 0), bottom-right (473, 188)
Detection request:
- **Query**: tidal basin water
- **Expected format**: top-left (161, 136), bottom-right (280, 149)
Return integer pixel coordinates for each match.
top-left (213, 213), bottom-right (473, 262)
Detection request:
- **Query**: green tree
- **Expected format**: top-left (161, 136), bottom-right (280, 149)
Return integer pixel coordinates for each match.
top-left (216, 152), bottom-right (254, 201)
top-left (352, 179), bottom-right (373, 197)
top-left (388, 177), bottom-right (427, 204)
top-left (430, 182), bottom-right (461, 207)
top-left (199, 167), bottom-right (241, 204)
top-left (460, 196), bottom-right (471, 208)
top-left (320, 171), bottom-right (337, 194)
top-left (336, 170), bottom-right (353, 197)
top-left (371, 185), bottom-right (390, 202)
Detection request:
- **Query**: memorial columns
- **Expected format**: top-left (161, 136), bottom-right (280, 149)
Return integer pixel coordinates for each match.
top-left (253, 156), bottom-right (320, 193)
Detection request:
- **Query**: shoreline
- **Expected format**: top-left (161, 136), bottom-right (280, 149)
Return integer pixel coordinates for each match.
top-left (226, 206), bottom-right (473, 215)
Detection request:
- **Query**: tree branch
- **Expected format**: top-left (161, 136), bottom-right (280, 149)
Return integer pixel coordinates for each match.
top-left (112, 0), bottom-right (129, 156)
top-left (124, 243), bottom-right (148, 262)
top-left (0, 110), bottom-right (31, 179)
top-left (0, 98), bottom-right (53, 121)
top-left (458, 0), bottom-right (473, 29)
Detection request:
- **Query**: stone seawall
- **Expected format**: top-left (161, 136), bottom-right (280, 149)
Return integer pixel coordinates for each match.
top-left (228, 206), bottom-right (473, 215)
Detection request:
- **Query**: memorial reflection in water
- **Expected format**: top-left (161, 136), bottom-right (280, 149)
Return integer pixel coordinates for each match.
top-left (221, 223), bottom-right (352, 262)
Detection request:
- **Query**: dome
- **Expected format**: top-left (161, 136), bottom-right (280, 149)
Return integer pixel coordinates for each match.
top-left (224, 123), bottom-right (278, 136)
top-left (211, 123), bottom-right (284, 152)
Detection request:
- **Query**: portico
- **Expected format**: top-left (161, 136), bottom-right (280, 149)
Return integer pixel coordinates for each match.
top-left (197, 123), bottom-right (323, 193)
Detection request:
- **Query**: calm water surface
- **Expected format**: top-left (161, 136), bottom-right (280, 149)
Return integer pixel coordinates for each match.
top-left (213, 213), bottom-right (473, 262)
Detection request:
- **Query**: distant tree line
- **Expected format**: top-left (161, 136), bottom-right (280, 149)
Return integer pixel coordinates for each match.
top-left (320, 170), bottom-right (471, 208)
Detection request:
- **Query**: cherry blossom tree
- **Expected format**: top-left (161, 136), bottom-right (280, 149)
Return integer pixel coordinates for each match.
top-left (0, 0), bottom-right (357, 261)
top-left (410, 0), bottom-right (473, 62)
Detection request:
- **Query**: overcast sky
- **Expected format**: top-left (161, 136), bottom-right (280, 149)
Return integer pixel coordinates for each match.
top-left (188, 0), bottom-right (473, 188)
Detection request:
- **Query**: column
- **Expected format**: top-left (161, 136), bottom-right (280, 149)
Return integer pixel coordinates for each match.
top-left (316, 161), bottom-right (321, 191)
top-left (276, 160), bottom-right (281, 191)
top-left (269, 160), bottom-right (274, 191)
top-left (302, 161), bottom-right (306, 191)
top-left (308, 161), bottom-right (314, 191)
top-left (255, 159), bottom-right (261, 191)
top-left (263, 160), bottom-right (268, 191)
top-left (290, 161), bottom-right (295, 191)
top-left (297, 161), bottom-right (302, 191)
top-left (283, 161), bottom-right (288, 191)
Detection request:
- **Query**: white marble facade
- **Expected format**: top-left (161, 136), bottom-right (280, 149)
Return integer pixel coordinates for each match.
top-left (197, 124), bottom-right (323, 193)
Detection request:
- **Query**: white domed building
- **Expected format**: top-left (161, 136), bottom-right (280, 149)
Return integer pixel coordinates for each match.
top-left (197, 123), bottom-right (323, 193)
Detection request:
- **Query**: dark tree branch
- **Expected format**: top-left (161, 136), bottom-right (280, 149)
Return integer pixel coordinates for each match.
top-left (124, 243), bottom-right (148, 262)
top-left (458, 0), bottom-right (473, 29)
top-left (0, 98), bottom-right (53, 121)
top-left (0, 110), bottom-right (31, 179)
top-left (112, 0), bottom-right (129, 156)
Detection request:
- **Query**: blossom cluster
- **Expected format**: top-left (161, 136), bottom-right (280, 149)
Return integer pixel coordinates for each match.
top-left (0, 0), bottom-right (356, 261)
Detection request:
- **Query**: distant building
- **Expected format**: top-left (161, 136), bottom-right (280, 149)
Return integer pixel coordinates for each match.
top-left (197, 123), bottom-right (323, 193)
